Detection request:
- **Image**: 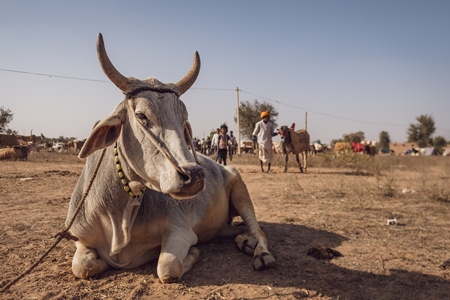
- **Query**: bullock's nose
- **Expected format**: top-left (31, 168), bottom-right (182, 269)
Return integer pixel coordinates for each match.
top-left (179, 164), bottom-right (205, 195)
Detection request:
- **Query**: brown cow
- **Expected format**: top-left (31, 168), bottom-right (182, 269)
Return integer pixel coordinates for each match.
top-left (333, 142), bottom-right (352, 153)
top-left (278, 126), bottom-right (310, 173)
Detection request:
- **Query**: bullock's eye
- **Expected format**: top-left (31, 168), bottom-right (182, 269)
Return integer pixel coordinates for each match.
top-left (135, 113), bottom-right (149, 126)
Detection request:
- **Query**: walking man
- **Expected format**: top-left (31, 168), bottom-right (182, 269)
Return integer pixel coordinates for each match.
top-left (252, 110), bottom-right (276, 173)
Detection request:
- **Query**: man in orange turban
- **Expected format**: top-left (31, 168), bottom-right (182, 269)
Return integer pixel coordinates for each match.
top-left (252, 110), bottom-right (276, 172)
top-left (260, 110), bottom-right (270, 119)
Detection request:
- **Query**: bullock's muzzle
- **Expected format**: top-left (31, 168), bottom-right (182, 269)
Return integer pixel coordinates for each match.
top-left (160, 164), bottom-right (205, 200)
top-left (175, 165), bottom-right (205, 199)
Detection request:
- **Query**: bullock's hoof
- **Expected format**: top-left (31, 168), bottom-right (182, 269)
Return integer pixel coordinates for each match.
top-left (283, 169), bottom-right (287, 173)
top-left (189, 247), bottom-right (200, 261)
top-left (161, 276), bottom-right (180, 284)
top-left (235, 235), bottom-right (257, 255)
top-left (253, 252), bottom-right (276, 270)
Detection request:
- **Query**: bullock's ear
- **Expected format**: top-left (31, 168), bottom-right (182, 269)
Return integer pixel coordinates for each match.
top-left (79, 108), bottom-right (126, 159)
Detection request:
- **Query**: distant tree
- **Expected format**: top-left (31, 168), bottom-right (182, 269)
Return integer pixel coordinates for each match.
top-left (407, 114), bottom-right (435, 148)
top-left (379, 131), bottom-right (391, 150)
top-left (342, 131), bottom-right (365, 143)
top-left (433, 136), bottom-right (447, 154)
top-left (234, 100), bottom-right (278, 139)
top-left (0, 106), bottom-right (14, 133)
top-left (5, 128), bottom-right (18, 135)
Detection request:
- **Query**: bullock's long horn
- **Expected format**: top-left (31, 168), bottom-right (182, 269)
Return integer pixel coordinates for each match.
top-left (97, 33), bottom-right (129, 92)
top-left (176, 51), bottom-right (201, 96)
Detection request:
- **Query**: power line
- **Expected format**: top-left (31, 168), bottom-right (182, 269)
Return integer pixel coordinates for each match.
top-left (191, 87), bottom-right (235, 91)
top-left (0, 68), bottom-right (109, 83)
top-left (239, 89), bottom-right (408, 128)
top-left (2, 67), bottom-right (449, 132)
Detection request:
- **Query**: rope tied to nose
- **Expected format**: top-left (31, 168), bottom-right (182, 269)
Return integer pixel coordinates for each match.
top-left (0, 148), bottom-right (107, 293)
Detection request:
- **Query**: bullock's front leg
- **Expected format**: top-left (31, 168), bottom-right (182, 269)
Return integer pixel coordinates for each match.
top-left (303, 151), bottom-right (307, 172)
top-left (295, 154), bottom-right (303, 173)
top-left (284, 154), bottom-right (289, 172)
top-left (229, 176), bottom-right (276, 270)
top-left (72, 242), bottom-right (109, 279)
top-left (157, 229), bottom-right (199, 283)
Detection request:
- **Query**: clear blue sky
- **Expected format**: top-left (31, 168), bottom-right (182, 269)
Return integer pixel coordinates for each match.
top-left (1, 1), bottom-right (449, 144)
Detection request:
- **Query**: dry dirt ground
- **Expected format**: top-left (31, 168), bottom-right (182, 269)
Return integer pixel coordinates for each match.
top-left (1, 152), bottom-right (450, 300)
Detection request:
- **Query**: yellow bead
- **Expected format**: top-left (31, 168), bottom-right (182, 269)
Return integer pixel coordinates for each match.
top-left (129, 191), bottom-right (135, 197)
top-left (115, 156), bottom-right (120, 162)
top-left (118, 172), bottom-right (124, 178)
top-left (124, 186), bottom-right (130, 192)
top-left (121, 179), bottom-right (127, 185)
top-left (116, 164), bottom-right (122, 171)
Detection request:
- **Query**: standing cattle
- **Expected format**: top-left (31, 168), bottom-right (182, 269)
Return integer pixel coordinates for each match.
top-left (66, 33), bottom-right (275, 284)
top-left (278, 125), bottom-right (310, 173)
top-left (66, 140), bottom-right (85, 153)
top-left (333, 142), bottom-right (352, 153)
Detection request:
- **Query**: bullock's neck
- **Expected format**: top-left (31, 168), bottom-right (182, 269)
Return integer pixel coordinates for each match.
top-left (114, 141), bottom-right (146, 197)
top-left (284, 131), bottom-right (292, 143)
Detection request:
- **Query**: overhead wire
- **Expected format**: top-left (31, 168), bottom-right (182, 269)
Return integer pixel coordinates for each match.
top-left (1, 67), bottom-right (449, 133)
top-left (239, 89), bottom-right (408, 127)
top-left (0, 68), bottom-right (109, 83)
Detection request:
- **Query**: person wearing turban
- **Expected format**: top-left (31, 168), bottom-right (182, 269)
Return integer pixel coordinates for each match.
top-left (252, 110), bottom-right (277, 172)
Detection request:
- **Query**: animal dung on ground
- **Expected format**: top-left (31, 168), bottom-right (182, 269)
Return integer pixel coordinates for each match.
top-left (306, 246), bottom-right (343, 260)
top-left (440, 259), bottom-right (450, 270)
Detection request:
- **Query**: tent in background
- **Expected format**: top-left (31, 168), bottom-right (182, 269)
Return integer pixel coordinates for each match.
top-left (420, 147), bottom-right (439, 156)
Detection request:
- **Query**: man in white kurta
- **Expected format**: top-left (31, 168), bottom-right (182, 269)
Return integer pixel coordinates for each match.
top-left (252, 110), bottom-right (275, 172)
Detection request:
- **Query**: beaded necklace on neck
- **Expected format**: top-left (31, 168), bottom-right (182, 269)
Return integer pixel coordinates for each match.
top-left (114, 143), bottom-right (146, 198)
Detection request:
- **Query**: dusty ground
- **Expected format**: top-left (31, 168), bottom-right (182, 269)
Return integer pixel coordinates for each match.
top-left (1, 151), bottom-right (450, 300)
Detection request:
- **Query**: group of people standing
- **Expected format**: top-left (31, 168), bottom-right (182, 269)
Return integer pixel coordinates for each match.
top-left (210, 110), bottom-right (277, 172)
top-left (192, 109), bottom-right (276, 172)
top-left (192, 124), bottom-right (237, 166)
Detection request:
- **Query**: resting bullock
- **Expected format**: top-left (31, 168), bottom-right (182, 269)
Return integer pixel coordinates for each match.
top-left (66, 34), bottom-right (275, 284)
top-left (0, 145), bottom-right (28, 160)
top-left (278, 125), bottom-right (310, 172)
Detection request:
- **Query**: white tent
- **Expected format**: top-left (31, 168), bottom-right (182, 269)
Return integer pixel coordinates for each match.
top-left (420, 147), bottom-right (438, 156)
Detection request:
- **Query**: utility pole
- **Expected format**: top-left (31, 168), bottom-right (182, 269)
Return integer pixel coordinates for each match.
top-left (305, 111), bottom-right (308, 132)
top-left (236, 87), bottom-right (241, 155)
